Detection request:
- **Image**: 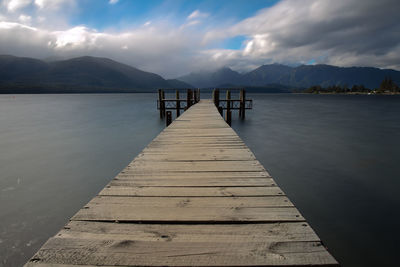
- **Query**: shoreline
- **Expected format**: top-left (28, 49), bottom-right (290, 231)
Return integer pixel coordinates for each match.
top-left (299, 92), bottom-right (400, 95)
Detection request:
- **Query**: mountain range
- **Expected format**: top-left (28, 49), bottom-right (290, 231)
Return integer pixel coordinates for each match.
top-left (177, 64), bottom-right (400, 89)
top-left (1, 54), bottom-right (400, 93)
top-left (0, 55), bottom-right (192, 93)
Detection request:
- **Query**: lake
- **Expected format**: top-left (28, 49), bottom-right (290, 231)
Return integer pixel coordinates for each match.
top-left (0, 93), bottom-right (399, 267)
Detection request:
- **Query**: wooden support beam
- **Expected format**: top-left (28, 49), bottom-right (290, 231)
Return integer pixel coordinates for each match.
top-left (239, 89), bottom-right (246, 119)
top-left (218, 106), bottom-right (223, 116)
top-left (187, 89), bottom-right (192, 109)
top-left (176, 90), bottom-right (180, 118)
top-left (213, 89), bottom-right (220, 108)
top-left (226, 90), bottom-right (231, 126)
top-left (212, 89), bottom-right (216, 105)
top-left (241, 89), bottom-right (246, 120)
top-left (166, 111), bottom-right (172, 127)
top-left (239, 89), bottom-right (243, 118)
top-left (158, 89), bottom-right (164, 119)
top-left (161, 90), bottom-right (166, 118)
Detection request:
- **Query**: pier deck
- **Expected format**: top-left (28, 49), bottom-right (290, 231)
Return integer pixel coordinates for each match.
top-left (26, 100), bottom-right (338, 266)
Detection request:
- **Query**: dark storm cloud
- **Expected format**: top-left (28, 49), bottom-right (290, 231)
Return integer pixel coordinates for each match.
top-left (205, 0), bottom-right (400, 72)
top-left (0, 0), bottom-right (399, 77)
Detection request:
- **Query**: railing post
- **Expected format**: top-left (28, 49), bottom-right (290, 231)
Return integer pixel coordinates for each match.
top-left (158, 89), bottom-right (164, 118)
top-left (212, 89), bottom-right (216, 105)
top-left (239, 89), bottom-right (243, 118)
top-left (213, 89), bottom-right (219, 108)
top-left (239, 89), bottom-right (245, 119)
top-left (161, 89), bottom-right (166, 118)
top-left (187, 89), bottom-right (192, 109)
top-left (197, 88), bottom-right (200, 102)
top-left (176, 90), bottom-right (180, 117)
top-left (241, 89), bottom-right (246, 119)
top-left (166, 111), bottom-right (172, 127)
top-left (193, 90), bottom-right (197, 104)
top-left (218, 106), bottom-right (223, 116)
top-left (226, 90), bottom-right (231, 126)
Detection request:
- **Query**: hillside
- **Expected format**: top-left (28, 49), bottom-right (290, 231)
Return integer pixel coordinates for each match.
top-left (2, 54), bottom-right (399, 93)
top-left (0, 55), bottom-right (193, 93)
top-left (177, 64), bottom-right (400, 89)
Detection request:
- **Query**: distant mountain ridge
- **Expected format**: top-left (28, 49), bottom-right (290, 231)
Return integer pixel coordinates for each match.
top-left (177, 63), bottom-right (400, 89)
top-left (0, 55), bottom-right (193, 93)
top-left (2, 54), bottom-right (400, 93)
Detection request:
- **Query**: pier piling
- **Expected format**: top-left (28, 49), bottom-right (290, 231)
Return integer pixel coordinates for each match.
top-left (239, 89), bottom-right (246, 119)
top-left (158, 89), bottom-right (164, 118)
top-left (176, 90), bottom-right (180, 117)
top-left (212, 88), bottom-right (220, 108)
top-left (159, 89), bottom-right (251, 126)
top-left (166, 111), bottom-right (172, 126)
top-left (218, 106), bottom-right (223, 116)
top-left (226, 90), bottom-right (232, 126)
top-left (186, 89), bottom-right (192, 109)
top-left (197, 88), bottom-right (200, 103)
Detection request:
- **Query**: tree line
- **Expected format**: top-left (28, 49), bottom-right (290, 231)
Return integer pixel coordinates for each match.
top-left (304, 77), bottom-right (399, 94)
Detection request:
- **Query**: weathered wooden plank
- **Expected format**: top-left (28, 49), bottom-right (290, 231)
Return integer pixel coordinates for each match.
top-left (150, 139), bottom-right (244, 143)
top-left (143, 148), bottom-right (251, 154)
top-left (58, 221), bottom-right (320, 242)
top-left (135, 154), bottom-right (256, 161)
top-left (109, 177), bottom-right (275, 186)
top-left (155, 136), bottom-right (241, 140)
top-left (142, 149), bottom-right (253, 154)
top-left (149, 136), bottom-right (241, 140)
top-left (146, 143), bottom-right (248, 148)
top-left (29, 238), bottom-right (337, 266)
top-left (148, 142), bottom-right (246, 147)
top-left (162, 131), bottom-right (236, 136)
top-left (84, 196), bottom-right (294, 208)
top-left (72, 206), bottom-right (303, 222)
top-left (116, 171), bottom-right (271, 178)
top-left (125, 161), bottom-right (265, 172)
top-left (169, 125), bottom-right (229, 129)
top-left (98, 186), bottom-right (283, 197)
top-left (75, 196), bottom-right (298, 221)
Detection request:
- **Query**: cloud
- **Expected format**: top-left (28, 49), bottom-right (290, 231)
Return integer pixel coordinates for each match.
top-left (180, 10), bottom-right (209, 29)
top-left (51, 26), bottom-right (100, 49)
top-left (181, 19), bottom-right (201, 29)
top-left (0, 20), bottom-right (203, 77)
top-left (109, 0), bottom-right (118, 5)
top-left (0, 0), bottom-right (399, 77)
top-left (18, 14), bottom-right (31, 24)
top-left (34, 0), bottom-right (74, 10)
top-left (187, 10), bottom-right (209, 20)
top-left (203, 0), bottom-right (400, 71)
top-left (5, 0), bottom-right (32, 12)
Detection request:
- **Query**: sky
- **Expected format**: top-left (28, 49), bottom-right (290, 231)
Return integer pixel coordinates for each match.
top-left (0, 0), bottom-right (399, 78)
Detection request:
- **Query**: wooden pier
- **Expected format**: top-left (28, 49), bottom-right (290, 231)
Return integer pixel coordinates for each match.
top-left (158, 89), bottom-right (252, 126)
top-left (25, 99), bottom-right (338, 266)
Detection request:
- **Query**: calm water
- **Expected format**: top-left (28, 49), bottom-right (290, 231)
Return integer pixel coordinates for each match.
top-left (0, 93), bottom-right (399, 267)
